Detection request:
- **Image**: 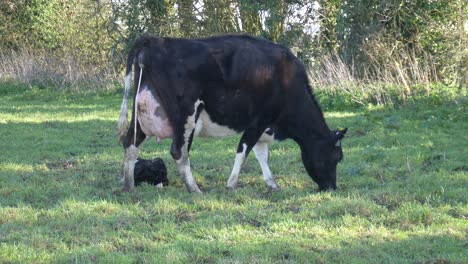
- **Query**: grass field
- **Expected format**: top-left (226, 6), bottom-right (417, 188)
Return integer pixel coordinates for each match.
top-left (0, 82), bottom-right (467, 263)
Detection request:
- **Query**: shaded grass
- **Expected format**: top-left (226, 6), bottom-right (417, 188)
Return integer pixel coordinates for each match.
top-left (0, 82), bottom-right (467, 263)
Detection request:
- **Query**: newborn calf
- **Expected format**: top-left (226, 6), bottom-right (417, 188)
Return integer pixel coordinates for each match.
top-left (134, 158), bottom-right (168, 187)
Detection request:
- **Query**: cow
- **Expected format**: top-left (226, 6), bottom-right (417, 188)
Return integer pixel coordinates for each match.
top-left (117, 34), bottom-right (347, 193)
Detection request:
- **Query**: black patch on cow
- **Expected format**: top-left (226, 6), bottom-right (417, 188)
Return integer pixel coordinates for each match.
top-left (265, 128), bottom-right (274, 136)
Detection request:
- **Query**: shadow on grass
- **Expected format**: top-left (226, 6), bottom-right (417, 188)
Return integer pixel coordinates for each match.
top-left (31, 232), bottom-right (467, 263)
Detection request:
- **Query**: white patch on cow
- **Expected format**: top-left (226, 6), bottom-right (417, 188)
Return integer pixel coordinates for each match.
top-left (258, 130), bottom-right (274, 143)
top-left (226, 143), bottom-right (247, 189)
top-left (136, 86), bottom-right (173, 141)
top-left (123, 145), bottom-right (139, 191)
top-left (253, 142), bottom-right (279, 190)
top-left (175, 100), bottom-right (202, 193)
top-left (194, 110), bottom-right (238, 138)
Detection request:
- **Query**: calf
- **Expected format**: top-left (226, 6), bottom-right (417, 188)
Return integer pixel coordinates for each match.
top-left (117, 34), bottom-right (347, 193)
top-left (134, 158), bottom-right (168, 187)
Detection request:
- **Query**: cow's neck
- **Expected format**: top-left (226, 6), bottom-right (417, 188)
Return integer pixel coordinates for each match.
top-left (286, 95), bottom-right (331, 144)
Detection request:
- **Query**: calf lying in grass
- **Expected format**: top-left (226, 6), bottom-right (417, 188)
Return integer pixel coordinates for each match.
top-left (133, 158), bottom-right (168, 187)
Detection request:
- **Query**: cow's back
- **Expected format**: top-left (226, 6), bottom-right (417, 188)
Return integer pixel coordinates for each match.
top-left (183, 35), bottom-right (306, 133)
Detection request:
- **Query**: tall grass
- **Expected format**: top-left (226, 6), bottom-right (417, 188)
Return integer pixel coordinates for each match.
top-left (0, 44), bottom-right (460, 106)
top-left (308, 44), bottom-right (443, 106)
top-left (0, 49), bottom-right (119, 91)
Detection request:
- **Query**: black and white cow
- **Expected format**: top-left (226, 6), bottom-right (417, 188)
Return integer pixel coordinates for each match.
top-left (117, 34), bottom-right (347, 193)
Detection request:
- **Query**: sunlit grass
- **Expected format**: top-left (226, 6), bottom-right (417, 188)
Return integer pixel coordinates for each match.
top-left (0, 82), bottom-right (466, 263)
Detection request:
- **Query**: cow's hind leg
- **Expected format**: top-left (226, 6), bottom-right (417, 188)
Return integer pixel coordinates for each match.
top-left (171, 101), bottom-right (202, 193)
top-left (227, 127), bottom-right (267, 189)
top-left (122, 121), bottom-right (146, 192)
top-left (253, 142), bottom-right (280, 191)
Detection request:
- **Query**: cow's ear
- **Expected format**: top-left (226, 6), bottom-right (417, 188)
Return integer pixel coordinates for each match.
top-left (333, 127), bottom-right (348, 146)
top-left (335, 127), bottom-right (348, 140)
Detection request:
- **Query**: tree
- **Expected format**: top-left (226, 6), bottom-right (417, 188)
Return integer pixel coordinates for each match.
top-left (316, 0), bottom-right (342, 53)
top-left (177, 0), bottom-right (196, 37)
top-left (202, 0), bottom-right (239, 35)
top-left (263, 0), bottom-right (288, 42)
top-left (237, 0), bottom-right (262, 35)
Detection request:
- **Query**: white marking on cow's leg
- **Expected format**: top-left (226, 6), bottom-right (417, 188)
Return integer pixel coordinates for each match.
top-left (175, 100), bottom-right (202, 193)
top-left (227, 143), bottom-right (247, 189)
top-left (253, 142), bottom-right (280, 191)
top-left (123, 145), bottom-right (139, 191)
top-left (176, 157), bottom-right (201, 193)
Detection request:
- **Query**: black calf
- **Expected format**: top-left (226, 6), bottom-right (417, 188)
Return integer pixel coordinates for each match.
top-left (134, 158), bottom-right (168, 186)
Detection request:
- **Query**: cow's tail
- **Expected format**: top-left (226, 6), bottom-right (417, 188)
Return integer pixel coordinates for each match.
top-left (117, 52), bottom-right (134, 143)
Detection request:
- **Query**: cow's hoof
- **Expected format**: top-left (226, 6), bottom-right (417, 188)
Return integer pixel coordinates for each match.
top-left (226, 184), bottom-right (238, 190)
top-left (122, 182), bottom-right (135, 192)
top-left (187, 186), bottom-right (203, 194)
top-left (270, 186), bottom-right (281, 192)
top-left (122, 186), bottom-right (134, 192)
top-left (226, 180), bottom-right (238, 190)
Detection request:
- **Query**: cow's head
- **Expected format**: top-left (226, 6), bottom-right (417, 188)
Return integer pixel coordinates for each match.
top-left (301, 128), bottom-right (347, 191)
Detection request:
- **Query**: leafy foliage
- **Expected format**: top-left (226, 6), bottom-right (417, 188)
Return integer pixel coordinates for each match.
top-left (0, 0), bottom-right (466, 93)
top-left (334, 0), bottom-right (467, 85)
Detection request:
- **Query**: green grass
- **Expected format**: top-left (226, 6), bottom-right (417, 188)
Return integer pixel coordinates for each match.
top-left (0, 82), bottom-right (467, 263)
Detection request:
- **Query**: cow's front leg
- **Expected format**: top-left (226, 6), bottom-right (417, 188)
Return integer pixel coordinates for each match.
top-left (122, 120), bottom-right (146, 192)
top-left (227, 127), bottom-right (267, 189)
top-left (253, 142), bottom-right (280, 191)
top-left (170, 102), bottom-right (202, 193)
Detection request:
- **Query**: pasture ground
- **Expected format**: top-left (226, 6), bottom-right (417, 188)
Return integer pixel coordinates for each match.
top-left (0, 82), bottom-right (466, 263)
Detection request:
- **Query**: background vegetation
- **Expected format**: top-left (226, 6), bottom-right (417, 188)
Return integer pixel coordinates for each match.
top-left (0, 1), bottom-right (467, 263)
top-left (0, 0), bottom-right (466, 102)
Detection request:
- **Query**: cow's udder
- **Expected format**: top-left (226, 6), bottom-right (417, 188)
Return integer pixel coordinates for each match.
top-left (136, 87), bottom-right (173, 140)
